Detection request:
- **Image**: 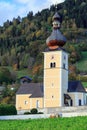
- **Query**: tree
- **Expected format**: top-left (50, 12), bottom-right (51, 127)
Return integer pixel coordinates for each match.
top-left (4, 20), bottom-right (11, 28)
top-left (27, 11), bottom-right (33, 20)
top-left (0, 67), bottom-right (12, 84)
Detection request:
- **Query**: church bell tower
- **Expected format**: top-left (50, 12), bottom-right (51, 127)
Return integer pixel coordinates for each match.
top-left (43, 12), bottom-right (68, 108)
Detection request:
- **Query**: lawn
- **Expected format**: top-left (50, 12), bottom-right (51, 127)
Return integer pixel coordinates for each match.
top-left (6, 66), bottom-right (32, 79)
top-left (76, 51), bottom-right (87, 72)
top-left (16, 68), bottom-right (32, 79)
top-left (0, 116), bottom-right (87, 130)
top-left (82, 82), bottom-right (87, 88)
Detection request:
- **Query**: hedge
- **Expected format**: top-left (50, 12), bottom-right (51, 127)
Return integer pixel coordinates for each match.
top-left (24, 112), bottom-right (31, 115)
top-left (0, 104), bottom-right (17, 116)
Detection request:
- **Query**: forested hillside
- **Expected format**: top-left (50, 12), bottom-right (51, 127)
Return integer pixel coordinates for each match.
top-left (0, 0), bottom-right (87, 84)
top-left (0, 0), bottom-right (87, 104)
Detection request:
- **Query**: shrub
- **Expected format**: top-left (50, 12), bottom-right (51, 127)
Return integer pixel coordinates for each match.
top-left (30, 108), bottom-right (38, 114)
top-left (38, 112), bottom-right (43, 114)
top-left (0, 104), bottom-right (17, 116)
top-left (24, 112), bottom-right (31, 115)
top-left (50, 114), bottom-right (56, 118)
top-left (80, 76), bottom-right (87, 82)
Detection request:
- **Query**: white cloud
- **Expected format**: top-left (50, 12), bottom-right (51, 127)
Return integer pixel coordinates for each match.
top-left (0, 0), bottom-right (65, 26)
top-left (47, 0), bottom-right (64, 5)
top-left (14, 0), bottom-right (31, 4)
top-left (0, 1), bottom-right (30, 25)
top-left (0, 2), bottom-right (16, 25)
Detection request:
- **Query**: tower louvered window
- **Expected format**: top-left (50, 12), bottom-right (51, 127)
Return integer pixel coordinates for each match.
top-left (50, 62), bottom-right (56, 68)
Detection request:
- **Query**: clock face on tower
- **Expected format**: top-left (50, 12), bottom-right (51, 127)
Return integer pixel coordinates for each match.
top-left (51, 55), bottom-right (54, 59)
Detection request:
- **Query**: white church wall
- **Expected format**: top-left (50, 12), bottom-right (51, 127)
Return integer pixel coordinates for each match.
top-left (68, 92), bottom-right (85, 106)
top-left (60, 51), bottom-right (68, 106)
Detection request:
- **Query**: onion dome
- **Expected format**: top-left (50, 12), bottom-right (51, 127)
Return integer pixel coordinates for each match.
top-left (46, 12), bottom-right (66, 50)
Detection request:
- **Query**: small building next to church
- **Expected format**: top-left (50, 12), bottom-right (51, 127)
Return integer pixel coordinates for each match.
top-left (16, 12), bottom-right (87, 113)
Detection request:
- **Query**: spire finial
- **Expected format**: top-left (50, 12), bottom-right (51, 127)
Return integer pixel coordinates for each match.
top-left (55, 1), bottom-right (58, 12)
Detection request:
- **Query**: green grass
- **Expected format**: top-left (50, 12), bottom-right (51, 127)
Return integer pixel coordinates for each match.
top-left (5, 66), bottom-right (32, 79)
top-left (82, 82), bottom-right (87, 88)
top-left (0, 116), bottom-right (87, 130)
top-left (76, 51), bottom-right (87, 72)
top-left (16, 68), bottom-right (32, 79)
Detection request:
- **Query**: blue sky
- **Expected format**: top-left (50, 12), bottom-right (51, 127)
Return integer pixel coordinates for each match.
top-left (0, 0), bottom-right (65, 26)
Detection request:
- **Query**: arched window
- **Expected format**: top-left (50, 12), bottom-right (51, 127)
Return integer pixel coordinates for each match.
top-left (24, 101), bottom-right (28, 105)
top-left (63, 63), bottom-right (65, 69)
top-left (53, 62), bottom-right (56, 67)
top-left (64, 55), bottom-right (66, 60)
top-left (50, 62), bottom-right (56, 68)
top-left (36, 100), bottom-right (39, 108)
top-left (50, 63), bottom-right (53, 68)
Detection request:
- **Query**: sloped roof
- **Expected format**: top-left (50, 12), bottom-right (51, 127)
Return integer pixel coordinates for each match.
top-left (53, 12), bottom-right (60, 19)
top-left (20, 76), bottom-right (32, 81)
top-left (16, 83), bottom-right (43, 98)
top-left (68, 81), bottom-right (86, 93)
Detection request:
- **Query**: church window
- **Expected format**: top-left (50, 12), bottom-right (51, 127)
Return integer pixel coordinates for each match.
top-left (50, 63), bottom-right (53, 68)
top-left (50, 62), bottom-right (56, 68)
top-left (79, 99), bottom-right (81, 106)
top-left (24, 101), bottom-right (28, 105)
top-left (52, 83), bottom-right (54, 86)
top-left (36, 100), bottom-right (39, 108)
top-left (52, 95), bottom-right (54, 98)
top-left (63, 63), bottom-right (66, 69)
top-left (51, 55), bottom-right (54, 59)
top-left (64, 55), bottom-right (66, 60)
top-left (53, 62), bottom-right (56, 67)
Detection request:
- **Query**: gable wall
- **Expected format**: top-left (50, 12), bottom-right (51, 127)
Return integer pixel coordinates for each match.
top-left (16, 94), bottom-right (43, 111)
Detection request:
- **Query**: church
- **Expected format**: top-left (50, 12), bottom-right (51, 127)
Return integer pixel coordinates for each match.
top-left (16, 12), bottom-right (86, 114)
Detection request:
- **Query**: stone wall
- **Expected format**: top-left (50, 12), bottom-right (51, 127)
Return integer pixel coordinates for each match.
top-left (44, 106), bottom-right (87, 114)
top-left (17, 106), bottom-right (87, 115)
top-left (1, 111), bottom-right (87, 120)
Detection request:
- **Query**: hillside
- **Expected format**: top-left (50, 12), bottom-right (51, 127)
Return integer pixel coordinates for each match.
top-left (0, 0), bottom-right (87, 105)
top-left (0, 0), bottom-right (87, 83)
top-left (76, 51), bottom-right (87, 73)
